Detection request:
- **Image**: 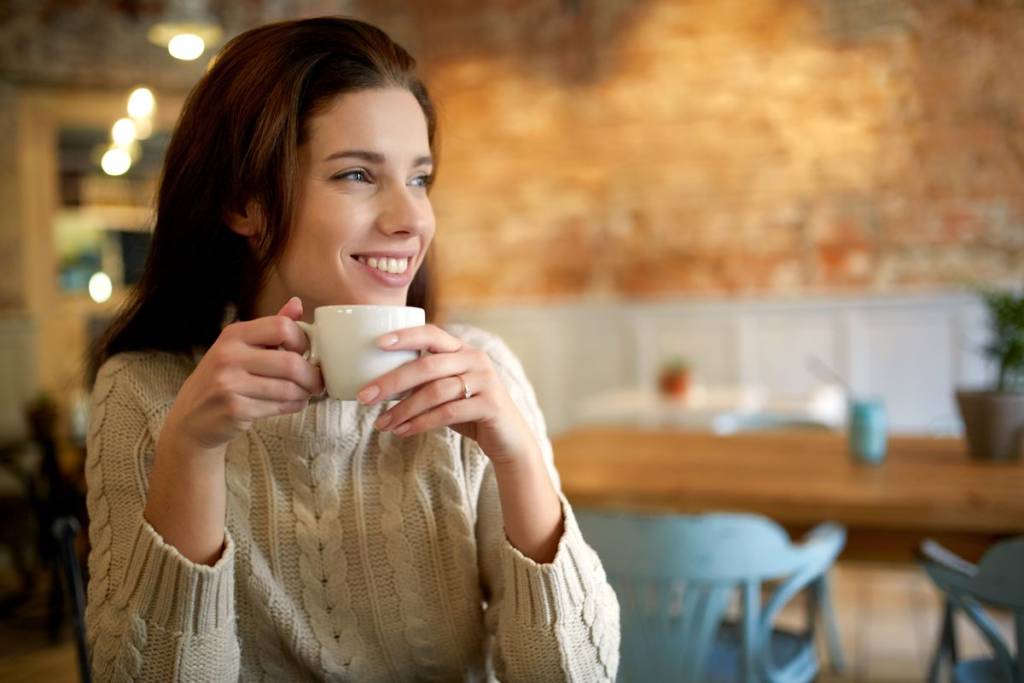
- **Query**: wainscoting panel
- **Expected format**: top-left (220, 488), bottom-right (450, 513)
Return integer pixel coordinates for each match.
top-left (450, 292), bottom-right (989, 436)
top-left (749, 312), bottom-right (842, 399)
top-left (858, 310), bottom-right (959, 433)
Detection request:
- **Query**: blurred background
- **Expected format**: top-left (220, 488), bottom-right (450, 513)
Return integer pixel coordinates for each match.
top-left (0, 1), bottom-right (1022, 681)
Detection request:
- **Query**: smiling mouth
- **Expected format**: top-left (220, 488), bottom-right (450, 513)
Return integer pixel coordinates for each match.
top-left (351, 254), bottom-right (412, 275)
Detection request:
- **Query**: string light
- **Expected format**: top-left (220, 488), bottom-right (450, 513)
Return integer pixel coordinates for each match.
top-left (127, 87), bottom-right (155, 118)
top-left (88, 272), bottom-right (113, 303)
top-left (111, 118), bottom-right (137, 146)
top-left (101, 147), bottom-right (131, 176)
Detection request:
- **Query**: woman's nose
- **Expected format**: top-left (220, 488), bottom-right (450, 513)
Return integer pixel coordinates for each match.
top-left (376, 186), bottom-right (432, 235)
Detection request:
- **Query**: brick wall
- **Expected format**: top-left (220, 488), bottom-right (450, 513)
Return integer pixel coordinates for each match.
top-left (355, 0), bottom-right (1024, 307)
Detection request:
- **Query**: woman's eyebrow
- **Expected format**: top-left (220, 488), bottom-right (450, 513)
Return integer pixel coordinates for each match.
top-left (322, 149), bottom-right (433, 167)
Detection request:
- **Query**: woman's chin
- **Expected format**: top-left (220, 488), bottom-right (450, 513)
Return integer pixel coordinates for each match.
top-left (328, 292), bottom-right (408, 307)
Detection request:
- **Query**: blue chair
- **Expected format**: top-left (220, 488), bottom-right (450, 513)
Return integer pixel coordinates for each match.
top-left (576, 510), bottom-right (846, 683)
top-left (918, 537), bottom-right (1024, 683)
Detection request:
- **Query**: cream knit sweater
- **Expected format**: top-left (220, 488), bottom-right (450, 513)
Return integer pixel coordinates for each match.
top-left (85, 323), bottom-right (619, 682)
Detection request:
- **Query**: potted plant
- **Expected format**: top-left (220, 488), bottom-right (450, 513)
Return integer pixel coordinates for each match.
top-left (658, 356), bottom-right (691, 400)
top-left (956, 286), bottom-right (1024, 462)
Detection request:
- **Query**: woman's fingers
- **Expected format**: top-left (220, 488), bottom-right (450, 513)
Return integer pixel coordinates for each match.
top-left (230, 395), bottom-right (309, 422)
top-left (243, 348), bottom-right (323, 395)
top-left (275, 296), bottom-right (303, 320)
top-left (359, 349), bottom-right (475, 404)
top-left (376, 324), bottom-right (463, 354)
top-left (236, 376), bottom-right (313, 403)
top-left (387, 395), bottom-right (489, 437)
top-left (375, 371), bottom-right (491, 431)
top-left (231, 313), bottom-right (310, 355)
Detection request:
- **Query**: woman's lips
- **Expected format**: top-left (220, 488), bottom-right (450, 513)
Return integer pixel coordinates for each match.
top-left (350, 255), bottom-right (416, 287)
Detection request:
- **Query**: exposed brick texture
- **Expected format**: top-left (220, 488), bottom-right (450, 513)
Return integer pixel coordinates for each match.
top-left (352, 0), bottom-right (1024, 307)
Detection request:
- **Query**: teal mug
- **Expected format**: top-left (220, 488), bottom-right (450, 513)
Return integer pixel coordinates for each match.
top-left (849, 398), bottom-right (887, 464)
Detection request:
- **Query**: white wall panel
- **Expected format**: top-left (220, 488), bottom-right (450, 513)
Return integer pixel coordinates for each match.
top-left (751, 313), bottom-right (840, 398)
top-left (860, 311), bottom-right (957, 432)
top-left (451, 292), bottom-right (989, 436)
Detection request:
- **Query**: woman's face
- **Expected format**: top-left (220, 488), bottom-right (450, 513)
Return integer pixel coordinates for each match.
top-left (255, 87), bottom-right (435, 319)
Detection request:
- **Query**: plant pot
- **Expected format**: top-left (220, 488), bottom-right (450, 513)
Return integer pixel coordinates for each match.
top-left (955, 389), bottom-right (1024, 462)
top-left (659, 371), bottom-right (690, 400)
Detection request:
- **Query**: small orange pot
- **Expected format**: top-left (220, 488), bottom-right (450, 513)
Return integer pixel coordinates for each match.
top-left (659, 369), bottom-right (690, 399)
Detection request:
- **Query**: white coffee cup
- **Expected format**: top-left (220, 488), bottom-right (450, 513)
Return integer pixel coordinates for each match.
top-left (295, 305), bottom-right (425, 400)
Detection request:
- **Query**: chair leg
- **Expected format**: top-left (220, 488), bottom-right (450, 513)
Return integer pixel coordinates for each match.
top-left (46, 563), bottom-right (65, 642)
top-left (53, 517), bottom-right (91, 683)
top-left (927, 599), bottom-right (956, 683)
top-left (817, 574), bottom-right (846, 673)
top-left (742, 581), bottom-right (760, 683)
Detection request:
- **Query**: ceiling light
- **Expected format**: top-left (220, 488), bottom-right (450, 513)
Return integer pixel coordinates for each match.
top-left (131, 116), bottom-right (153, 141)
top-left (148, 0), bottom-right (223, 61)
top-left (127, 87), bottom-right (155, 118)
top-left (101, 147), bottom-right (132, 176)
top-left (88, 272), bottom-right (113, 303)
top-left (111, 118), bottom-right (137, 146)
top-left (168, 33), bottom-right (206, 61)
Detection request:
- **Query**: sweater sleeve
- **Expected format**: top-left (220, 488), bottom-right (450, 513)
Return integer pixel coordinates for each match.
top-left (85, 354), bottom-right (240, 682)
top-left (464, 329), bottom-right (620, 682)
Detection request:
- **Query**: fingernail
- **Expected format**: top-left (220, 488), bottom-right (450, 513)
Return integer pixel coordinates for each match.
top-left (393, 423), bottom-right (410, 435)
top-left (375, 413), bottom-right (392, 430)
top-left (289, 295), bottom-right (300, 306)
top-left (379, 334), bottom-right (398, 347)
top-left (357, 385), bottom-right (380, 404)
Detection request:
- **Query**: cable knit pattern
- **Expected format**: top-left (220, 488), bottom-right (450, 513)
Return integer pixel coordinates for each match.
top-left (377, 429), bottom-right (448, 679)
top-left (85, 325), bottom-right (619, 681)
top-left (226, 432), bottom-right (299, 681)
top-left (84, 363), bottom-right (127, 680)
top-left (457, 324), bottom-right (621, 682)
top-left (290, 431), bottom-right (368, 677)
top-left (434, 427), bottom-right (484, 665)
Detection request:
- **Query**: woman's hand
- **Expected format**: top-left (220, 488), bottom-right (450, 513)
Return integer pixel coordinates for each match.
top-left (162, 296), bottom-right (324, 457)
top-left (357, 325), bottom-right (538, 467)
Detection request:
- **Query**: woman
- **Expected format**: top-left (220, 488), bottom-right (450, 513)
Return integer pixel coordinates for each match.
top-left (86, 16), bottom-right (619, 682)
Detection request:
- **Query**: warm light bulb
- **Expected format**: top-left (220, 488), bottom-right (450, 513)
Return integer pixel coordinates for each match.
top-left (132, 116), bottom-right (153, 140)
top-left (123, 140), bottom-right (142, 161)
top-left (168, 33), bottom-right (205, 60)
top-left (100, 147), bottom-right (131, 176)
top-left (127, 87), bottom-right (155, 118)
top-left (88, 272), bottom-right (113, 303)
top-left (111, 118), bottom-right (137, 146)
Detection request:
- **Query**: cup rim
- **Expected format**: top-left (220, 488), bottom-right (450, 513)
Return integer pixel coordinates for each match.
top-left (313, 304), bottom-right (425, 313)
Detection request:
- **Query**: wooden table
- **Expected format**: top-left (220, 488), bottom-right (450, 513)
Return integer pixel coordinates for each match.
top-left (553, 428), bottom-right (1024, 562)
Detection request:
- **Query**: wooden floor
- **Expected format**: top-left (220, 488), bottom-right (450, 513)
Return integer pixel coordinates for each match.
top-left (0, 591), bottom-right (79, 683)
top-left (793, 562), bottom-right (1013, 683)
top-left (0, 561), bottom-right (1014, 681)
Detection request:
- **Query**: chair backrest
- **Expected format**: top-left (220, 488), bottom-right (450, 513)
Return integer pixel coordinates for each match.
top-left (577, 509), bottom-right (844, 683)
top-left (971, 538), bottom-right (1024, 609)
top-left (920, 536), bottom-right (1024, 683)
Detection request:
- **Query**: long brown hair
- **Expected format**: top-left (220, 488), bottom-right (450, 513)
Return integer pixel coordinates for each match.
top-left (88, 17), bottom-right (438, 384)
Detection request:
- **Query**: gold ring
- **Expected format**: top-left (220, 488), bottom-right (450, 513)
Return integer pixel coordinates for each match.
top-left (459, 375), bottom-right (472, 400)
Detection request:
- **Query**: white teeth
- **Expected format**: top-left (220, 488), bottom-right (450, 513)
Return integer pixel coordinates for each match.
top-left (357, 256), bottom-right (409, 275)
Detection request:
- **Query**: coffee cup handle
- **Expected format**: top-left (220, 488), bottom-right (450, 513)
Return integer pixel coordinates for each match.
top-left (294, 321), bottom-right (320, 366)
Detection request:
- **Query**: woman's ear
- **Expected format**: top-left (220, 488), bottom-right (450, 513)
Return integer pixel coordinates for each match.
top-left (225, 201), bottom-right (262, 238)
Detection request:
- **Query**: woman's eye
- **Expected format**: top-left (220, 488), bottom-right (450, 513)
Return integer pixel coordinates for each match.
top-left (409, 173), bottom-right (433, 188)
top-left (334, 169), bottom-right (370, 183)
